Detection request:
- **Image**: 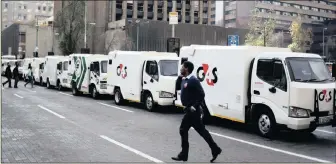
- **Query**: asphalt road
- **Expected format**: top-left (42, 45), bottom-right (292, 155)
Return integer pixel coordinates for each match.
top-left (1, 80), bottom-right (336, 163)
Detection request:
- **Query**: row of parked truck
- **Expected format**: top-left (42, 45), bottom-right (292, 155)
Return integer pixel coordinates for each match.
top-left (8, 45), bottom-right (336, 138)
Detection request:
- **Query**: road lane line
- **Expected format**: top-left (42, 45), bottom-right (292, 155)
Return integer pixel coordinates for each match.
top-left (37, 105), bottom-right (65, 119)
top-left (205, 130), bottom-right (331, 163)
top-left (98, 102), bottom-right (134, 113)
top-left (22, 88), bottom-right (36, 92)
top-left (14, 94), bottom-right (23, 99)
top-left (317, 129), bottom-right (335, 134)
top-left (100, 135), bottom-right (162, 163)
top-left (59, 92), bottom-right (73, 97)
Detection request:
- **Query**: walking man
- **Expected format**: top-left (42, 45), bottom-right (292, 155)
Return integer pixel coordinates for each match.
top-left (2, 63), bottom-right (12, 88)
top-left (172, 61), bottom-right (222, 163)
top-left (13, 62), bottom-right (19, 88)
top-left (24, 64), bottom-right (34, 88)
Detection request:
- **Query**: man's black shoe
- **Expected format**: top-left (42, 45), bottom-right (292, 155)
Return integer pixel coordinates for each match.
top-left (210, 147), bottom-right (222, 163)
top-left (171, 156), bottom-right (187, 162)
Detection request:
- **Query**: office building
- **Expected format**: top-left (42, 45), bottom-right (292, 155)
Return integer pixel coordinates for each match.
top-left (1, 1), bottom-right (54, 30)
top-left (218, 0), bottom-right (336, 29)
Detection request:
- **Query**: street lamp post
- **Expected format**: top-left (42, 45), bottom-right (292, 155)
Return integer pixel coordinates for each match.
top-left (323, 28), bottom-right (327, 57)
top-left (84, 1), bottom-right (87, 48)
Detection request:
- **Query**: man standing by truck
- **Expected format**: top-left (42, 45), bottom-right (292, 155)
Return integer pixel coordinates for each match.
top-left (13, 62), bottom-right (19, 88)
top-left (2, 63), bottom-right (12, 88)
top-left (171, 61), bottom-right (222, 163)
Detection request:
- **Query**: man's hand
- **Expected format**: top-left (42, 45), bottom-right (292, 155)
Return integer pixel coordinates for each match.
top-left (190, 106), bottom-right (196, 112)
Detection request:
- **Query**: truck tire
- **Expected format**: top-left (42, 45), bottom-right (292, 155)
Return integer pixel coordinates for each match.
top-left (301, 127), bottom-right (317, 133)
top-left (256, 110), bottom-right (277, 138)
top-left (91, 86), bottom-right (99, 99)
top-left (72, 83), bottom-right (79, 96)
top-left (114, 88), bottom-right (124, 105)
top-left (57, 81), bottom-right (62, 91)
top-left (46, 79), bottom-right (51, 89)
top-left (40, 78), bottom-right (43, 86)
top-left (144, 93), bottom-right (156, 112)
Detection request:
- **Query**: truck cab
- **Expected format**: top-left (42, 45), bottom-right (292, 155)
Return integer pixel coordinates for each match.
top-left (88, 56), bottom-right (109, 99)
top-left (56, 59), bottom-right (71, 90)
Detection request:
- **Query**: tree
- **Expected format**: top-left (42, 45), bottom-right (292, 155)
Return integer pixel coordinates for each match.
top-left (104, 29), bottom-right (133, 54)
top-left (245, 9), bottom-right (278, 47)
top-left (288, 16), bottom-right (313, 52)
top-left (54, 1), bottom-right (85, 55)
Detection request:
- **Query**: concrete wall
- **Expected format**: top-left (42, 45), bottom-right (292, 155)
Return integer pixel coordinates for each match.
top-left (24, 25), bottom-right (54, 58)
top-left (117, 19), bottom-right (248, 52)
top-left (1, 23), bottom-right (19, 56)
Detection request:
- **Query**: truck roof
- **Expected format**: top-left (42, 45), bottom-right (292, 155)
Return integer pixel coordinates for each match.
top-left (258, 52), bottom-right (321, 59)
top-left (109, 51), bottom-right (178, 60)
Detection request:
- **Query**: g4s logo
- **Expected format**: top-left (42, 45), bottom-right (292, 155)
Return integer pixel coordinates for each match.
top-left (116, 64), bottom-right (127, 79)
top-left (318, 89), bottom-right (332, 102)
top-left (196, 64), bottom-right (218, 86)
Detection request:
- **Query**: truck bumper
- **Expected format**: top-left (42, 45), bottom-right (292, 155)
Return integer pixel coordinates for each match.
top-left (287, 116), bottom-right (335, 130)
top-left (156, 98), bottom-right (175, 106)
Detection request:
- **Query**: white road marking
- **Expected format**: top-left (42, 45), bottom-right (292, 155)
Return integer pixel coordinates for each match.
top-left (59, 92), bottom-right (73, 97)
top-left (23, 88), bottom-right (36, 92)
top-left (98, 102), bottom-right (134, 113)
top-left (37, 105), bottom-right (65, 119)
top-left (14, 94), bottom-right (23, 99)
top-left (205, 130), bottom-right (331, 163)
top-left (100, 135), bottom-right (162, 163)
top-left (317, 129), bottom-right (335, 134)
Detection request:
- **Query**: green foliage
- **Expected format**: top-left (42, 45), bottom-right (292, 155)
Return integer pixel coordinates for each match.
top-left (288, 17), bottom-right (313, 52)
top-left (245, 9), bottom-right (277, 47)
top-left (54, 1), bottom-right (85, 55)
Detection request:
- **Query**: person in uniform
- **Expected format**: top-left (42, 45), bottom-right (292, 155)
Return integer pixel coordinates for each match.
top-left (172, 61), bottom-right (222, 163)
top-left (2, 63), bottom-right (12, 88)
top-left (13, 62), bottom-right (19, 88)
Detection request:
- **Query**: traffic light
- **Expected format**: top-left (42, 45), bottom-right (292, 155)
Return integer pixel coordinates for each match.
top-left (167, 37), bottom-right (180, 56)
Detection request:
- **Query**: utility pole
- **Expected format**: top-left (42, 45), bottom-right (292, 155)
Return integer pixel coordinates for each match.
top-left (172, 0), bottom-right (176, 38)
top-left (35, 17), bottom-right (39, 57)
top-left (263, 26), bottom-right (266, 47)
top-left (84, 1), bottom-right (87, 48)
top-left (323, 28), bottom-right (327, 57)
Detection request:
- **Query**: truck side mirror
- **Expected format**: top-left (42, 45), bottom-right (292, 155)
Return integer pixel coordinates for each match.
top-left (273, 61), bottom-right (283, 79)
top-left (332, 63), bottom-right (336, 78)
top-left (90, 63), bottom-right (94, 71)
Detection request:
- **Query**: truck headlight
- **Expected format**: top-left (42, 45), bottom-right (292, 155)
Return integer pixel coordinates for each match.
top-left (289, 106), bottom-right (309, 118)
top-left (159, 91), bottom-right (174, 98)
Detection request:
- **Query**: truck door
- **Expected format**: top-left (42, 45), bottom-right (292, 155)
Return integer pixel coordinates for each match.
top-left (56, 62), bottom-right (62, 85)
top-left (61, 61), bottom-right (69, 85)
top-left (90, 61), bottom-right (100, 86)
top-left (252, 58), bottom-right (289, 116)
top-left (142, 60), bottom-right (159, 95)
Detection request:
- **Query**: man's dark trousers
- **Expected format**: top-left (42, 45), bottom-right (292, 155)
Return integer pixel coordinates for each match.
top-left (2, 76), bottom-right (12, 87)
top-left (178, 106), bottom-right (220, 159)
top-left (14, 77), bottom-right (19, 88)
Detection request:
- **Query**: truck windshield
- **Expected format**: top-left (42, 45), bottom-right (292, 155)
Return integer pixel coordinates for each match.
top-left (287, 57), bottom-right (332, 82)
top-left (101, 61), bottom-right (107, 73)
top-left (159, 60), bottom-right (179, 76)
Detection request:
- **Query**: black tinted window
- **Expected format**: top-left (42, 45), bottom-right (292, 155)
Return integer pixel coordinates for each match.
top-left (257, 59), bottom-right (287, 91)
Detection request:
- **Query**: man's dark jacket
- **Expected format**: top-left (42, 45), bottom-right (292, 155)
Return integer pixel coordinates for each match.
top-left (180, 75), bottom-right (205, 110)
top-left (13, 66), bottom-right (19, 78)
top-left (5, 66), bottom-right (12, 78)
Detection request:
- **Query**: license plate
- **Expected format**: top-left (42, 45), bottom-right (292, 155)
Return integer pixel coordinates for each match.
top-left (318, 116), bottom-right (332, 125)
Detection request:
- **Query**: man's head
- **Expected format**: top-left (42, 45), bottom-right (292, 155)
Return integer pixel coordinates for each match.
top-left (180, 61), bottom-right (194, 77)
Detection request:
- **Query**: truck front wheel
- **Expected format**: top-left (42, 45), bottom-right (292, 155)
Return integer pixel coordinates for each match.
top-left (114, 88), bottom-right (124, 105)
top-left (46, 79), bottom-right (51, 89)
top-left (72, 83), bottom-right (79, 96)
top-left (144, 93), bottom-right (156, 112)
top-left (256, 110), bottom-right (277, 138)
top-left (91, 86), bottom-right (99, 99)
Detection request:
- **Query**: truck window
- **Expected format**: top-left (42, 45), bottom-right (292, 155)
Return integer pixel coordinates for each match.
top-left (93, 62), bottom-right (100, 74)
top-left (257, 59), bottom-right (287, 91)
top-left (145, 61), bottom-right (158, 75)
top-left (286, 57), bottom-right (332, 82)
top-left (159, 60), bottom-right (179, 76)
top-left (101, 61), bottom-right (107, 73)
top-left (63, 61), bottom-right (68, 71)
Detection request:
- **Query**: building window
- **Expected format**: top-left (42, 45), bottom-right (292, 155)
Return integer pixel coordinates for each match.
top-left (292, 13), bottom-right (298, 17)
top-left (49, 6), bottom-right (53, 12)
top-left (18, 5), bottom-right (22, 9)
top-left (283, 12), bottom-right (291, 16)
top-left (293, 5), bottom-right (300, 9)
top-left (43, 6), bottom-right (46, 11)
top-left (283, 3), bottom-right (290, 7)
top-left (320, 1), bottom-right (327, 5)
top-left (23, 15), bottom-right (27, 20)
top-left (276, 11), bottom-right (281, 15)
top-left (211, 15), bottom-right (215, 18)
top-left (24, 5), bottom-right (27, 9)
top-left (5, 3), bottom-right (8, 8)
top-left (302, 6), bottom-right (309, 10)
top-left (18, 14), bottom-right (22, 20)
top-left (38, 6), bottom-right (41, 10)
top-left (311, 7), bottom-right (318, 11)
top-left (320, 9), bottom-right (326, 12)
top-left (273, 1), bottom-right (280, 5)
top-left (311, 16), bottom-right (318, 20)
